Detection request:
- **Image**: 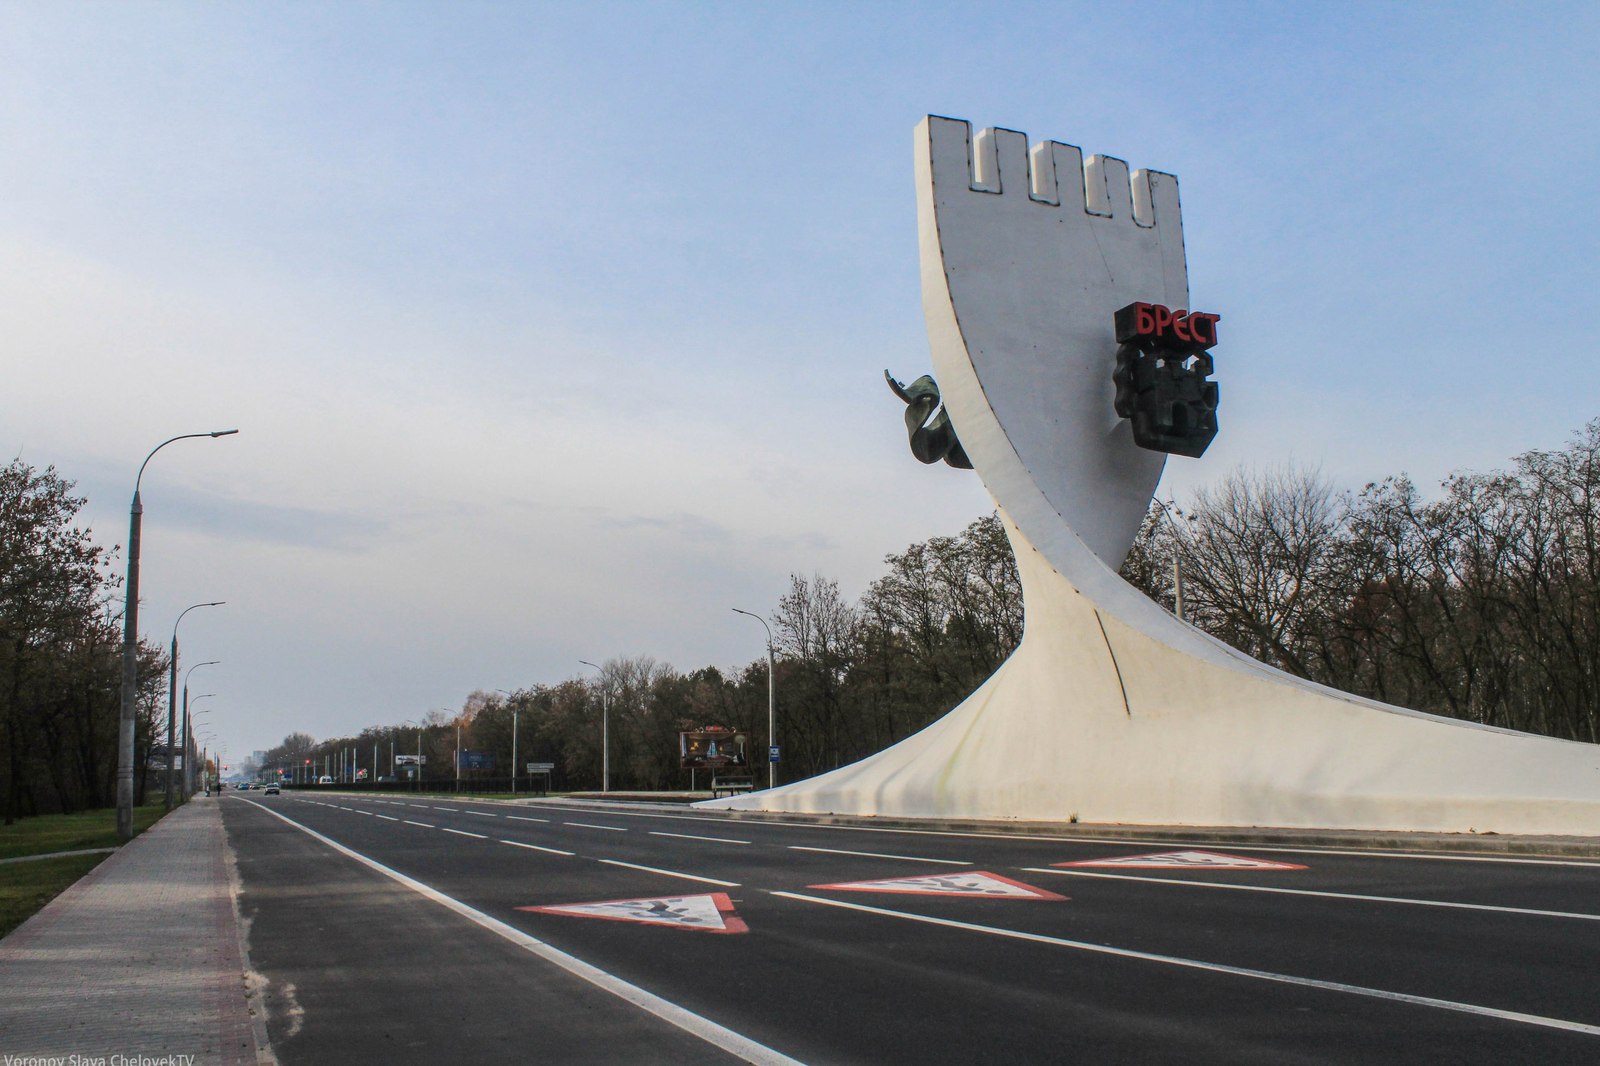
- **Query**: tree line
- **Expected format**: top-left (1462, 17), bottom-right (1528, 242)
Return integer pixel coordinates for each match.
top-left (0, 461), bottom-right (168, 821)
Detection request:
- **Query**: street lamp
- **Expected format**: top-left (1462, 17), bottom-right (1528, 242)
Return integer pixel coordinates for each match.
top-left (190, 698), bottom-right (216, 758)
top-left (578, 661), bottom-right (609, 792)
top-left (165, 603), bottom-right (223, 810)
top-left (181, 663), bottom-right (219, 797)
top-left (116, 428), bottom-right (238, 841)
top-left (732, 608), bottom-right (777, 789)
top-left (497, 689), bottom-right (521, 794)
top-left (1150, 498), bottom-right (1192, 622)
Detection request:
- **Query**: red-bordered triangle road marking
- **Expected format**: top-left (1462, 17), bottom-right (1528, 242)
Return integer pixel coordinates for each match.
top-left (1053, 850), bottom-right (1306, 871)
top-left (518, 892), bottom-right (749, 933)
top-left (807, 871), bottom-right (1067, 900)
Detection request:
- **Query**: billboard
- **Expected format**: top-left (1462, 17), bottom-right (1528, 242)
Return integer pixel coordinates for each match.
top-left (460, 750), bottom-right (495, 770)
top-left (679, 727), bottom-right (748, 769)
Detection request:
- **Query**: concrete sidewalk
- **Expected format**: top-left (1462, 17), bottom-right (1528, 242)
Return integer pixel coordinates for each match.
top-left (0, 797), bottom-right (269, 1065)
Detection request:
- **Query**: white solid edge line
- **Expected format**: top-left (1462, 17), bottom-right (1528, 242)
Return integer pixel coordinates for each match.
top-left (771, 891), bottom-right (1600, 1038)
top-left (650, 832), bottom-right (751, 845)
top-left (500, 840), bottom-right (575, 856)
top-left (1022, 868), bottom-right (1600, 922)
top-left (599, 859), bottom-right (741, 887)
top-left (442, 828), bottom-right (487, 839)
top-left (240, 799), bottom-right (805, 1066)
top-left (788, 846), bottom-right (971, 866)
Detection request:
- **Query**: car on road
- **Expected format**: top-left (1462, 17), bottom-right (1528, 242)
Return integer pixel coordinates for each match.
top-left (263, 782), bottom-right (280, 795)
top-left (318, 775), bottom-right (333, 785)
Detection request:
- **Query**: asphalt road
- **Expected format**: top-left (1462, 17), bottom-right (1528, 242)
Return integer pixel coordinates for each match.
top-left (222, 792), bottom-right (1600, 1065)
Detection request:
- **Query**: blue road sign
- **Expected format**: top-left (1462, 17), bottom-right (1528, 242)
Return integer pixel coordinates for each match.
top-left (769, 745), bottom-right (781, 763)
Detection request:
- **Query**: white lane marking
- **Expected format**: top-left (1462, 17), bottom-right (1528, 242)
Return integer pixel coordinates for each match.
top-left (376, 815), bottom-right (399, 821)
top-left (501, 840), bottom-right (575, 856)
top-left (1024, 868), bottom-right (1600, 922)
top-left (237, 800), bottom-right (803, 1065)
top-left (565, 822), bottom-right (628, 832)
top-left (599, 860), bottom-right (741, 887)
top-left (432, 807), bottom-right (461, 812)
top-left (408, 804), bottom-right (430, 809)
top-left (650, 831), bottom-right (751, 845)
top-left (338, 806), bottom-right (355, 811)
top-left (773, 891), bottom-right (1600, 1038)
top-left (524, 804), bottom-right (1600, 868)
top-left (788, 846), bottom-right (971, 866)
top-left (442, 828), bottom-right (487, 840)
top-left (356, 811), bottom-right (375, 817)
top-left (403, 820), bottom-right (435, 829)
top-left (464, 811), bottom-right (498, 818)
top-left (507, 816), bottom-right (550, 823)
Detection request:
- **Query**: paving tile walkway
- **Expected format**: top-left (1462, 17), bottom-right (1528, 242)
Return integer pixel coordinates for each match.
top-left (0, 798), bottom-right (268, 1064)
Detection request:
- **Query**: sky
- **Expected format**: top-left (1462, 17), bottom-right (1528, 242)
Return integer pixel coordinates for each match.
top-left (3, 1), bottom-right (1596, 763)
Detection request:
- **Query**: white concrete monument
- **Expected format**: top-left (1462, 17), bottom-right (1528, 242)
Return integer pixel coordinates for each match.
top-left (704, 116), bottom-right (1600, 834)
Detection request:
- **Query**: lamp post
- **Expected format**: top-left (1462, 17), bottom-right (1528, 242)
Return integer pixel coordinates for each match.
top-left (198, 730), bottom-right (217, 793)
top-left (497, 690), bottom-right (520, 794)
top-left (732, 609), bottom-right (777, 789)
top-left (1150, 498), bottom-right (1191, 622)
top-left (189, 698), bottom-right (215, 793)
top-left (181, 663), bottom-right (219, 797)
top-left (578, 661), bottom-right (609, 792)
top-left (165, 603), bottom-right (223, 810)
top-left (116, 429), bottom-right (238, 841)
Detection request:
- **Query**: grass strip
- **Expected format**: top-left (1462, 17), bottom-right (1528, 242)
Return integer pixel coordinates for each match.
top-left (0, 804), bottom-right (168, 860)
top-left (0, 852), bottom-right (111, 939)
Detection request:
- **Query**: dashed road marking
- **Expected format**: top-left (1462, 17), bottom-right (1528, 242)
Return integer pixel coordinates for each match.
top-left (501, 840), bottom-right (575, 856)
top-left (403, 820), bottom-right (435, 829)
top-left (788, 846), bottom-right (970, 866)
top-left (599, 859), bottom-right (741, 887)
top-left (442, 828), bottom-right (487, 839)
top-left (507, 816), bottom-right (550, 823)
top-left (565, 822), bottom-right (627, 832)
top-left (650, 831), bottom-right (750, 845)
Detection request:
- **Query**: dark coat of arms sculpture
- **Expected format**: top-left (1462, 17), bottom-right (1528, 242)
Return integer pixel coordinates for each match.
top-left (1112, 301), bottom-right (1220, 458)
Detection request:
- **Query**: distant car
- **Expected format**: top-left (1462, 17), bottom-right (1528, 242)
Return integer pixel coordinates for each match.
top-left (318, 775), bottom-right (333, 785)
top-left (263, 782), bottom-right (280, 795)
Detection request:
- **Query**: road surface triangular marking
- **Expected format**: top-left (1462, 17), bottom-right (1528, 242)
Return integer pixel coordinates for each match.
top-left (1053, 850), bottom-right (1306, 871)
top-left (807, 871), bottom-right (1066, 900)
top-left (517, 892), bottom-right (749, 933)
